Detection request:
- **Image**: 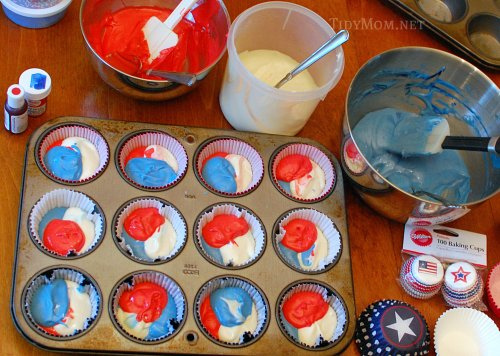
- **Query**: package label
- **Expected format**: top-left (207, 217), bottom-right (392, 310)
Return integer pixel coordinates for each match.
top-left (403, 224), bottom-right (487, 267)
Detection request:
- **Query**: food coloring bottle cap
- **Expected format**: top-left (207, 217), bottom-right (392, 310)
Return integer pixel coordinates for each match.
top-left (7, 84), bottom-right (26, 109)
top-left (18, 68), bottom-right (52, 100)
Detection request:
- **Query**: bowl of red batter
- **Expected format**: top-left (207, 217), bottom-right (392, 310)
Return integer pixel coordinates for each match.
top-left (79, 0), bottom-right (230, 101)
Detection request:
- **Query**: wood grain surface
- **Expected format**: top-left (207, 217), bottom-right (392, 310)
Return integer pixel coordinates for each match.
top-left (0, 1), bottom-right (498, 355)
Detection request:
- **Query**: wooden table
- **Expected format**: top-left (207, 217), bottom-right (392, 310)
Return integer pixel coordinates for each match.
top-left (1, 1), bottom-right (498, 355)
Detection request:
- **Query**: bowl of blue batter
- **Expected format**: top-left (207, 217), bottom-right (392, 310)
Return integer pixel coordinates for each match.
top-left (342, 47), bottom-right (499, 223)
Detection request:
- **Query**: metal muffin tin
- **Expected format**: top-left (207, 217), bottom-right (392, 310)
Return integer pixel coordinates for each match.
top-left (11, 116), bottom-right (355, 355)
top-left (385, 0), bottom-right (500, 70)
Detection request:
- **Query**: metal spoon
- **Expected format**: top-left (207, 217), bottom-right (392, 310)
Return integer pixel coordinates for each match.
top-left (145, 69), bottom-right (198, 86)
top-left (274, 30), bottom-right (350, 89)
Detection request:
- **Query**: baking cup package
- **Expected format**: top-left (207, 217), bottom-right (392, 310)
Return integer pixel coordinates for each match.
top-left (400, 224), bottom-right (488, 310)
top-left (398, 253), bottom-right (488, 310)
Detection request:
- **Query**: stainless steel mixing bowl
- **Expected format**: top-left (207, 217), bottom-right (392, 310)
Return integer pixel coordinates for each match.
top-left (341, 47), bottom-right (499, 224)
top-left (79, 0), bottom-right (230, 101)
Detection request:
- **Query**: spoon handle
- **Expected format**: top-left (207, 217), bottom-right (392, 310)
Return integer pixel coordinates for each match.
top-left (442, 136), bottom-right (499, 154)
top-left (274, 30), bottom-right (349, 89)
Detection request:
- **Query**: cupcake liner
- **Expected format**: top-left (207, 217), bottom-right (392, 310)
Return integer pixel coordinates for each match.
top-left (195, 138), bottom-right (264, 197)
top-left (110, 271), bottom-right (186, 343)
top-left (271, 143), bottom-right (336, 203)
top-left (400, 258), bottom-right (442, 294)
top-left (274, 208), bottom-right (342, 273)
top-left (194, 204), bottom-right (266, 269)
top-left (23, 267), bottom-right (101, 339)
top-left (434, 308), bottom-right (500, 356)
top-left (443, 276), bottom-right (483, 300)
top-left (400, 271), bottom-right (440, 299)
top-left (28, 189), bottom-right (105, 258)
top-left (194, 276), bottom-right (269, 346)
top-left (486, 262), bottom-right (500, 317)
top-left (442, 278), bottom-right (484, 308)
top-left (117, 131), bottom-right (188, 190)
top-left (277, 281), bottom-right (347, 349)
top-left (113, 198), bottom-right (187, 264)
top-left (355, 300), bottom-right (430, 356)
top-left (37, 124), bottom-right (109, 184)
top-left (341, 136), bottom-right (367, 176)
top-left (444, 261), bottom-right (478, 292)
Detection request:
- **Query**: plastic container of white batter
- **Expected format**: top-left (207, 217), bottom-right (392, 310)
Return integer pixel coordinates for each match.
top-left (219, 2), bottom-right (345, 136)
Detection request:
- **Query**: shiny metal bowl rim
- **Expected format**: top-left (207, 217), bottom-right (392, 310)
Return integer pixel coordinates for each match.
top-left (344, 46), bottom-right (500, 207)
top-left (78, 0), bottom-right (231, 83)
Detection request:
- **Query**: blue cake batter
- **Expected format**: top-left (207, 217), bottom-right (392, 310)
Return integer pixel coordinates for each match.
top-left (353, 108), bottom-right (470, 204)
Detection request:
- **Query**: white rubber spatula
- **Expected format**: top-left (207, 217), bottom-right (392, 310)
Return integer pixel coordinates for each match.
top-left (142, 0), bottom-right (198, 63)
top-left (387, 116), bottom-right (500, 156)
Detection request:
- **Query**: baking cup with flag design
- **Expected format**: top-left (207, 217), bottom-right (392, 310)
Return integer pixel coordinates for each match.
top-left (399, 255), bottom-right (443, 299)
top-left (355, 299), bottom-right (430, 356)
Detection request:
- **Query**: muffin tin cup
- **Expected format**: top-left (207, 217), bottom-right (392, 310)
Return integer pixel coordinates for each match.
top-left (277, 281), bottom-right (348, 350)
top-left (112, 197), bottom-right (187, 264)
top-left (194, 137), bottom-right (264, 197)
top-left (273, 208), bottom-right (342, 274)
top-left (194, 203), bottom-right (266, 269)
top-left (23, 267), bottom-right (101, 340)
top-left (270, 143), bottom-right (336, 203)
top-left (109, 271), bottom-right (187, 344)
top-left (28, 189), bottom-right (105, 258)
top-left (116, 131), bottom-right (188, 191)
top-left (194, 276), bottom-right (270, 347)
top-left (36, 123), bottom-right (110, 185)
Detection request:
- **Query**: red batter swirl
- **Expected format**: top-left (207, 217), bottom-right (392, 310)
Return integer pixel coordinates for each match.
top-left (200, 296), bottom-right (220, 338)
top-left (202, 214), bottom-right (249, 248)
top-left (201, 151), bottom-right (228, 167)
top-left (124, 207), bottom-right (166, 241)
top-left (85, 1), bottom-right (224, 79)
top-left (282, 291), bottom-right (329, 329)
top-left (119, 282), bottom-right (168, 323)
top-left (43, 220), bottom-right (86, 255)
top-left (281, 219), bottom-right (317, 253)
top-left (276, 154), bottom-right (313, 182)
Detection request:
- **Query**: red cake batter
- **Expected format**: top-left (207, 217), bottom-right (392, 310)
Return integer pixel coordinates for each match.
top-left (85, 1), bottom-right (223, 79)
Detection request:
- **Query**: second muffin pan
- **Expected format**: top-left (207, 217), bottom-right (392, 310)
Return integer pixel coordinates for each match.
top-left (11, 116), bottom-right (354, 355)
top-left (384, 0), bottom-right (500, 70)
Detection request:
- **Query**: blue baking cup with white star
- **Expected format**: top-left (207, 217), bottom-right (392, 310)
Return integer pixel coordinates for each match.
top-left (355, 300), bottom-right (430, 356)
